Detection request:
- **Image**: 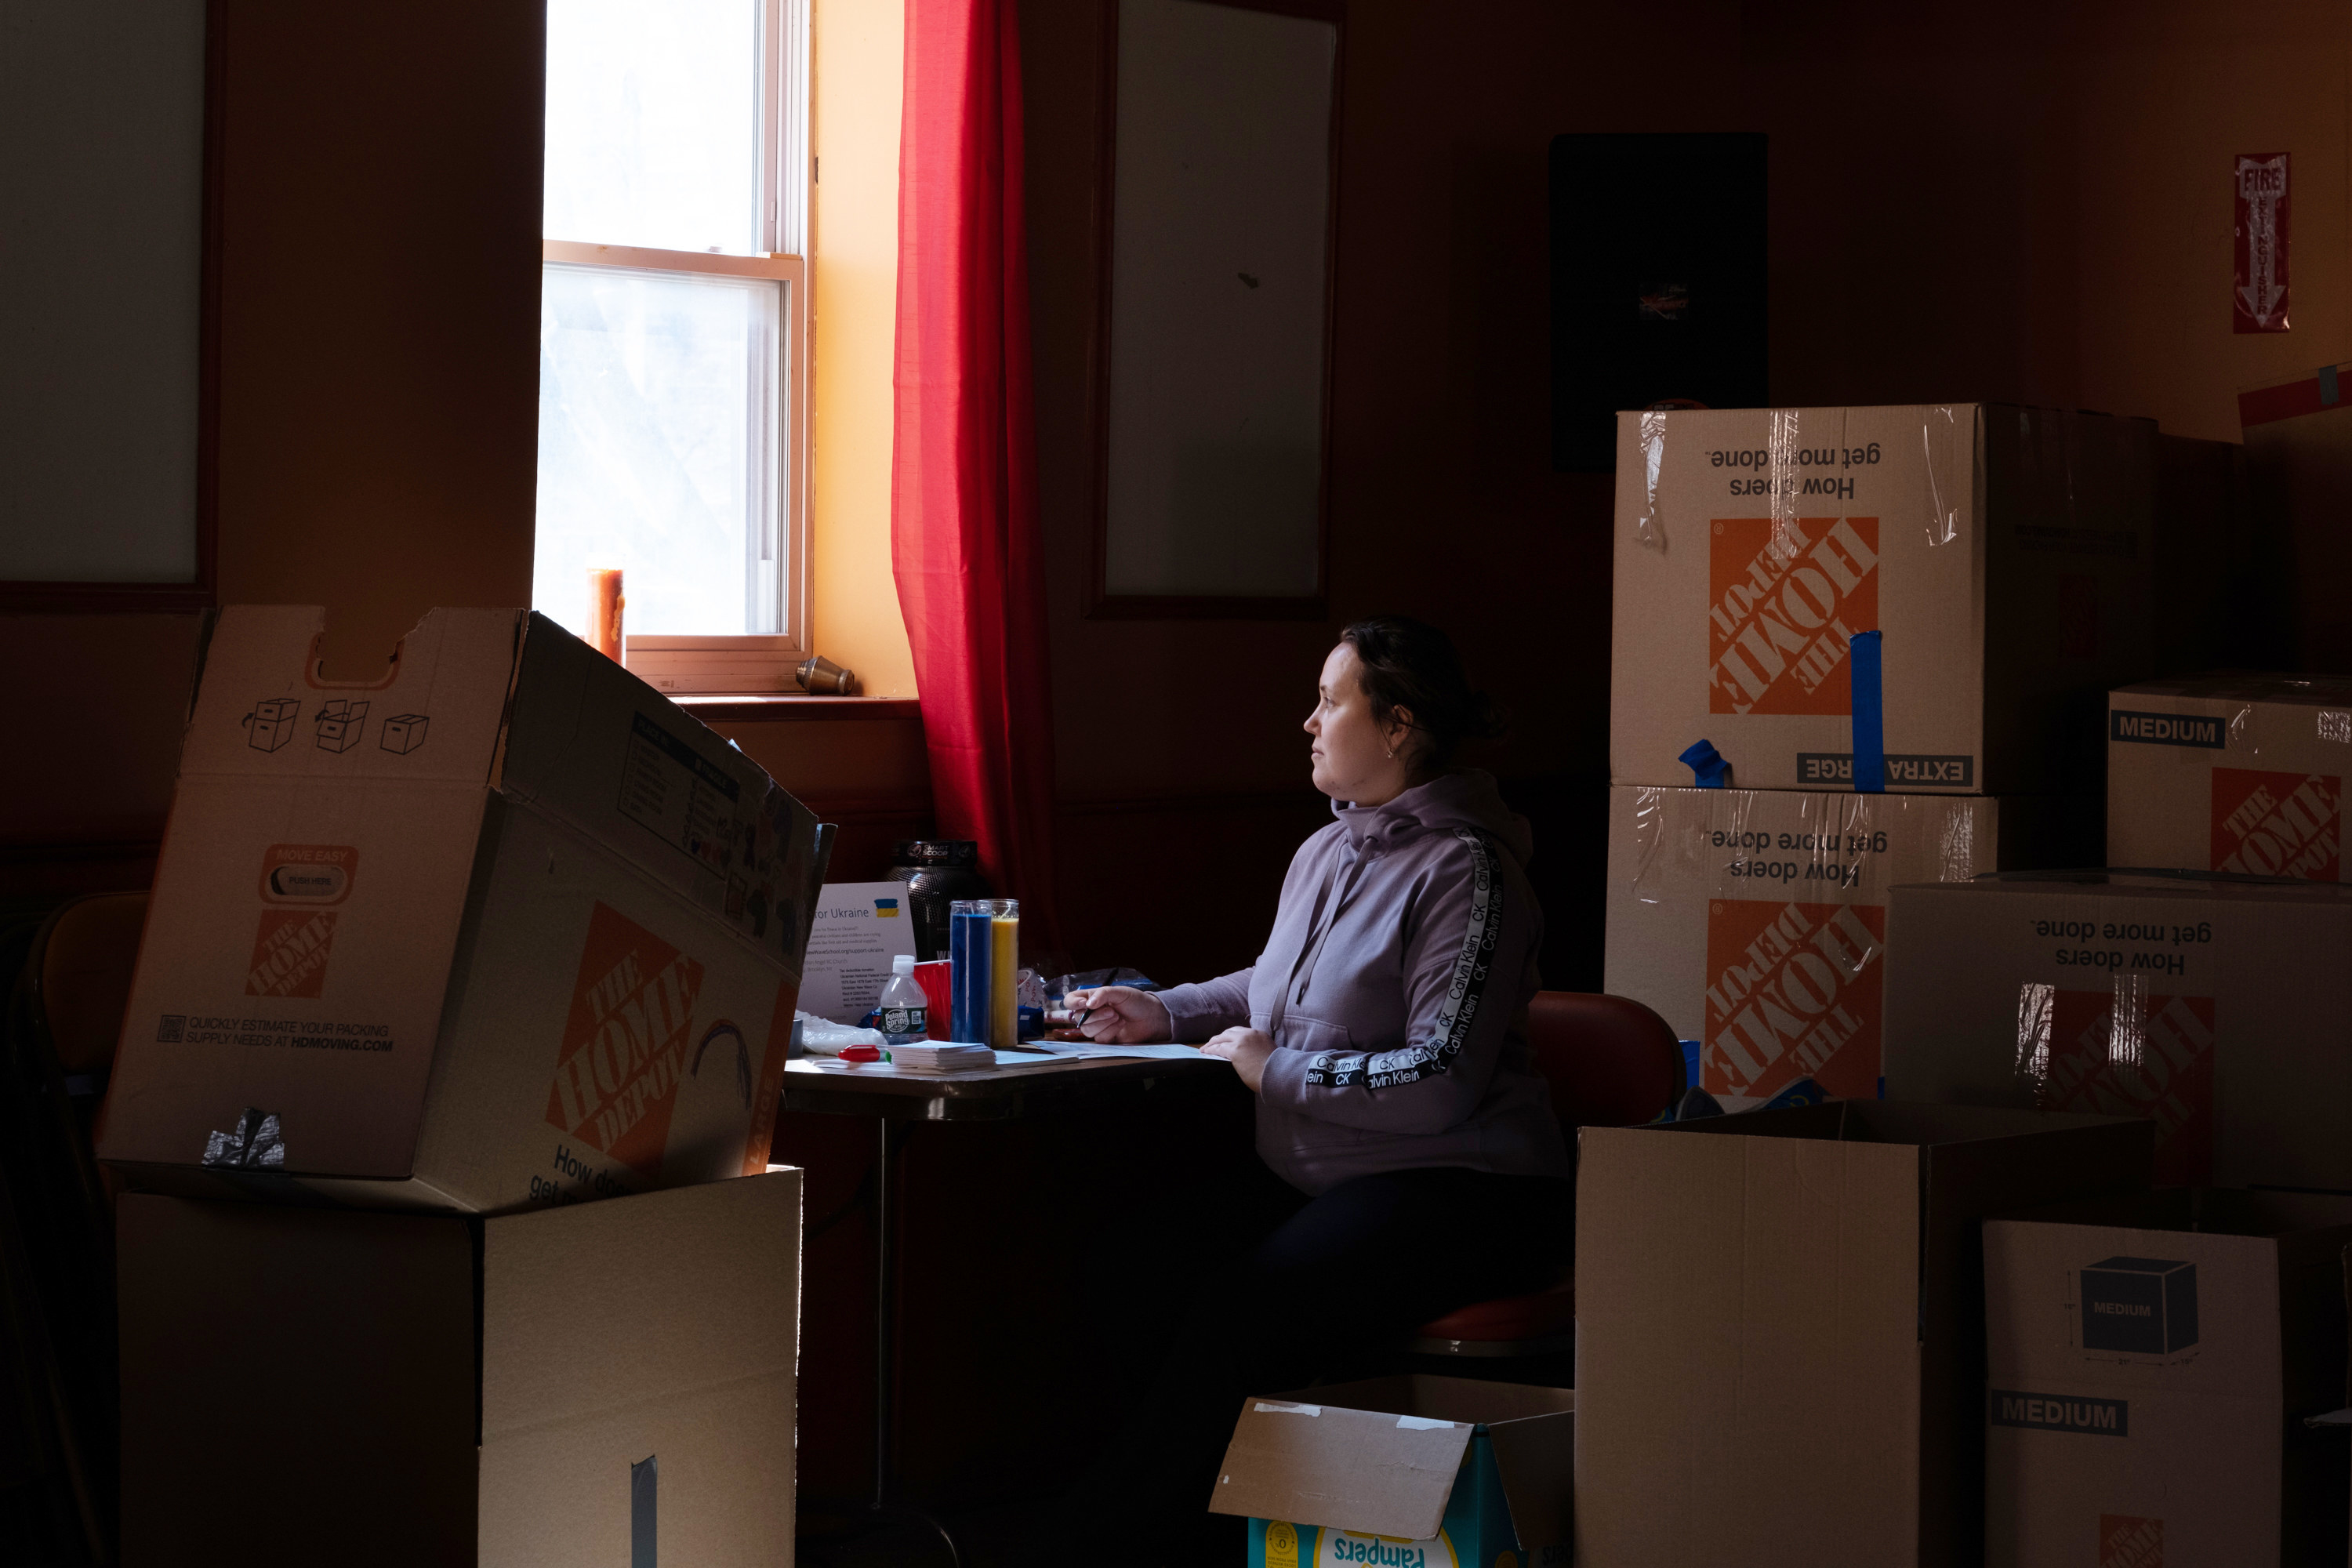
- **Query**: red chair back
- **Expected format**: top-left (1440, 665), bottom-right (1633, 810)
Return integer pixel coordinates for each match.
top-left (1523, 990), bottom-right (1685, 1131)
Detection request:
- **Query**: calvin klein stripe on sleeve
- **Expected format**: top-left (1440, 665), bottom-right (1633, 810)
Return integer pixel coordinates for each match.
top-left (1301, 829), bottom-right (1501, 1090)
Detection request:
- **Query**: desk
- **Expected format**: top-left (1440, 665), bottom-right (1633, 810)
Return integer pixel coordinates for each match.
top-left (783, 1050), bottom-right (1239, 1561)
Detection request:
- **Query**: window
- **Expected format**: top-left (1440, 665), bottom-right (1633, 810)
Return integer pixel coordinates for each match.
top-left (535, 0), bottom-right (809, 691)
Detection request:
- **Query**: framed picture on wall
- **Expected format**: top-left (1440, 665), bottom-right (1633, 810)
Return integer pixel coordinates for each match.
top-left (1085, 0), bottom-right (1344, 621)
top-left (0, 0), bottom-right (219, 612)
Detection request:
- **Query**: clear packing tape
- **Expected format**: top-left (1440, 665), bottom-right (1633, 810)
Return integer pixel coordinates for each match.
top-left (1626, 403), bottom-right (1969, 553)
top-left (1627, 785), bottom-right (1980, 906)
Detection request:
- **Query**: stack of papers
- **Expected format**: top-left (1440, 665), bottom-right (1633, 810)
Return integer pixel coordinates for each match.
top-left (885, 1042), bottom-right (996, 1073)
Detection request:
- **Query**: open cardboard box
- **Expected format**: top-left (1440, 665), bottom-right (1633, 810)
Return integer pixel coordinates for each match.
top-left (98, 607), bottom-right (829, 1212)
top-left (1575, 1101), bottom-right (2151, 1568)
top-left (1212, 1374), bottom-right (1573, 1568)
top-left (116, 1167), bottom-right (800, 1566)
top-left (1984, 1188), bottom-right (2352, 1567)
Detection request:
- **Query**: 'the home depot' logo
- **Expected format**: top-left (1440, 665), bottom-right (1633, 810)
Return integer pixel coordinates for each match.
top-left (245, 909), bottom-right (339, 998)
top-left (546, 902), bottom-right (706, 1180)
top-left (2020, 985), bottom-right (2216, 1185)
top-left (2209, 767), bottom-right (2340, 880)
top-left (1708, 517), bottom-right (1880, 716)
top-left (1703, 899), bottom-right (1883, 1100)
top-left (2100, 1515), bottom-right (2163, 1568)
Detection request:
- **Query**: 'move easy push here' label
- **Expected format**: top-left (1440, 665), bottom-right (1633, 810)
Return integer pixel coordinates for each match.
top-left (1709, 516), bottom-right (1879, 717)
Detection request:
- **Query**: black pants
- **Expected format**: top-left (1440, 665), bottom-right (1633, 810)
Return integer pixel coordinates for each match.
top-left (1062, 1164), bottom-right (1574, 1563)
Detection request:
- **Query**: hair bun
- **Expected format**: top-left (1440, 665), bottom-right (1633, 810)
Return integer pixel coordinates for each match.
top-left (1340, 616), bottom-right (1507, 770)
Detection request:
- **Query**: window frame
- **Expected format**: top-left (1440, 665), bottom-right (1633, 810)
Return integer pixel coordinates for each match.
top-left (538, 0), bottom-right (812, 695)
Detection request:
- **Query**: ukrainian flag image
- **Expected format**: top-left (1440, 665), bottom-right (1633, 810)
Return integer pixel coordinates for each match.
top-left (874, 898), bottom-right (901, 917)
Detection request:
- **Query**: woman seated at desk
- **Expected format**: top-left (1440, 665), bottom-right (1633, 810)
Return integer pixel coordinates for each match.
top-left (1060, 615), bottom-right (1572, 1557)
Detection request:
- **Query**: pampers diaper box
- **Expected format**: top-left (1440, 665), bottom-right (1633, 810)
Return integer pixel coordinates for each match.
top-left (97, 606), bottom-right (831, 1214)
top-left (1602, 785), bottom-right (2078, 1105)
top-left (1610, 403), bottom-right (2158, 795)
top-left (2107, 673), bottom-right (2352, 880)
top-left (1213, 1376), bottom-right (1573, 1568)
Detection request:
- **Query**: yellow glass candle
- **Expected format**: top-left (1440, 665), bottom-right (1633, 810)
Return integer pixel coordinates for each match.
top-left (990, 900), bottom-right (1019, 1047)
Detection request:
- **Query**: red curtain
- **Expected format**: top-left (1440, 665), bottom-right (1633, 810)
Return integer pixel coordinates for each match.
top-left (891, 0), bottom-right (1061, 949)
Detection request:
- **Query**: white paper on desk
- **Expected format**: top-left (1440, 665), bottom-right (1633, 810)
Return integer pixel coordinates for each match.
top-left (1014, 1042), bottom-right (1210, 1062)
top-left (800, 881), bottom-right (920, 1023)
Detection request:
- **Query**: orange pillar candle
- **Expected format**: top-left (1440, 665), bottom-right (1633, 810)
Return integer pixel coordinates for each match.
top-left (587, 568), bottom-right (625, 663)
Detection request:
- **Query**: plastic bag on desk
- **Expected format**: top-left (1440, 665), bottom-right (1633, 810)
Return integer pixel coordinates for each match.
top-left (797, 1011), bottom-right (887, 1058)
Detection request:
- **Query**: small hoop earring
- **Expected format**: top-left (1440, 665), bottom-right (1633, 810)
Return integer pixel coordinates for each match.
top-left (1385, 748), bottom-right (1395, 759)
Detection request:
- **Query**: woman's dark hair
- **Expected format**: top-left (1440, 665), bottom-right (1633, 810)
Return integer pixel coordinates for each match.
top-left (1340, 616), bottom-right (1505, 771)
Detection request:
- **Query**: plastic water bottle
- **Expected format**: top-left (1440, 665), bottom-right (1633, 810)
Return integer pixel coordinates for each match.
top-left (878, 953), bottom-right (929, 1046)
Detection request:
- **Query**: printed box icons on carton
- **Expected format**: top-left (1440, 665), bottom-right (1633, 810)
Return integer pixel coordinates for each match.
top-left (315, 699), bottom-right (368, 753)
top-left (2079, 1257), bottom-right (2198, 1356)
top-left (245, 697), bottom-right (299, 753)
top-left (238, 697), bottom-right (432, 758)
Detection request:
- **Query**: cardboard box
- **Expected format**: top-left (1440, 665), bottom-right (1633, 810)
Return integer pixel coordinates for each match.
top-left (1610, 403), bottom-right (2157, 794)
top-left (2107, 673), bottom-right (2352, 880)
top-left (1211, 1375), bottom-right (1573, 1568)
top-left (1602, 784), bottom-right (2078, 1103)
top-left (98, 606), bottom-right (829, 1213)
top-left (117, 1168), bottom-right (800, 1566)
top-left (1984, 1189), bottom-right (2352, 1568)
top-left (1881, 872), bottom-right (2352, 1188)
top-left (1574, 1101), bottom-right (2151, 1568)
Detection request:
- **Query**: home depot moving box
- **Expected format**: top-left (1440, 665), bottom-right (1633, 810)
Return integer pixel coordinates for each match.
top-left (1212, 1376), bottom-right (1573, 1568)
top-left (1983, 1189), bottom-right (2352, 1568)
top-left (117, 1169), bottom-right (800, 1566)
top-left (1574, 1102), bottom-right (2150, 1568)
top-left (1882, 873), bottom-right (2352, 1189)
top-left (98, 607), bottom-right (829, 1212)
top-left (2107, 674), bottom-right (2352, 880)
top-left (1602, 785), bottom-right (2077, 1103)
top-left (1610, 404), bottom-right (2158, 793)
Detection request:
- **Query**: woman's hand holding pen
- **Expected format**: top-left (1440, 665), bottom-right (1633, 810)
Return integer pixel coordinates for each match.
top-left (1200, 1028), bottom-right (1274, 1092)
top-left (1061, 985), bottom-right (1172, 1044)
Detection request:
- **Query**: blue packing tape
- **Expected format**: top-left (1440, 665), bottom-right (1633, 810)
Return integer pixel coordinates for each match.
top-left (1849, 630), bottom-right (1885, 793)
top-left (1678, 739), bottom-right (1730, 789)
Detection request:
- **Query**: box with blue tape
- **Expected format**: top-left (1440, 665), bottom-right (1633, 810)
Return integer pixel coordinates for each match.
top-left (1609, 402), bottom-right (2157, 797)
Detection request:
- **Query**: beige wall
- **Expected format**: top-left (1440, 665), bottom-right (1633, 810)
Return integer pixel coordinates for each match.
top-left (5, 0), bottom-right (925, 896)
top-left (809, 0), bottom-right (918, 698)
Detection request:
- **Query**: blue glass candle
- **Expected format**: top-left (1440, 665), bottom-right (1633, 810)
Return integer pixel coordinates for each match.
top-left (949, 899), bottom-right (993, 1044)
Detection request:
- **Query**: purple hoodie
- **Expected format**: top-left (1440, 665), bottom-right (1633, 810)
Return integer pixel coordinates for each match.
top-left (1155, 771), bottom-right (1572, 1195)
